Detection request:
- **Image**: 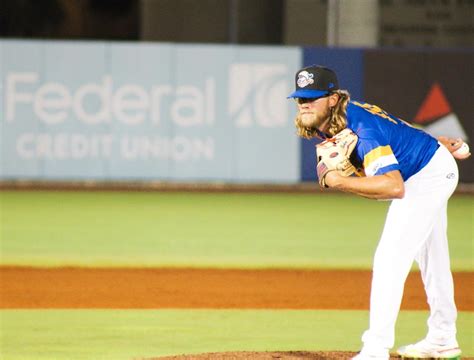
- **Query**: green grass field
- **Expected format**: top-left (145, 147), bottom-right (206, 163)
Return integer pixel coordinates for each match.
top-left (1, 191), bottom-right (472, 269)
top-left (1, 310), bottom-right (473, 360)
top-left (0, 191), bottom-right (473, 359)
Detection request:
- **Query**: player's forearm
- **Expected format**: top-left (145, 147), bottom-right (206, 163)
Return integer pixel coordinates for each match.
top-left (327, 171), bottom-right (405, 200)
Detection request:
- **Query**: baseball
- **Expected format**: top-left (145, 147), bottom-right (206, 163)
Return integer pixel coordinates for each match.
top-left (453, 142), bottom-right (470, 157)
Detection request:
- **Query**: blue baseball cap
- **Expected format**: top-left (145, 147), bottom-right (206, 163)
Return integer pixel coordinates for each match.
top-left (287, 65), bottom-right (339, 98)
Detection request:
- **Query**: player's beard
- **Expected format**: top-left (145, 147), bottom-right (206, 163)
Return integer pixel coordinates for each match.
top-left (299, 107), bottom-right (331, 132)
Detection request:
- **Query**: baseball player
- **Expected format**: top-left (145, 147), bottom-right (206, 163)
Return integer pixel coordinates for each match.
top-left (288, 65), bottom-right (470, 360)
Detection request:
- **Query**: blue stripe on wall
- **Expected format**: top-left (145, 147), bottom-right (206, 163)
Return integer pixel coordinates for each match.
top-left (300, 47), bottom-right (364, 182)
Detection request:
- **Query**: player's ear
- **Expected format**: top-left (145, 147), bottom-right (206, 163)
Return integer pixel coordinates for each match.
top-left (328, 92), bottom-right (339, 107)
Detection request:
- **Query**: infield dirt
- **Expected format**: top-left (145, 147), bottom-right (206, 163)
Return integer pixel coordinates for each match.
top-left (2, 267), bottom-right (472, 360)
top-left (1, 267), bottom-right (472, 310)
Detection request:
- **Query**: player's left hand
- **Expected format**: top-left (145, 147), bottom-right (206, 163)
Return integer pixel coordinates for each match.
top-left (316, 128), bottom-right (358, 187)
top-left (323, 171), bottom-right (343, 188)
top-left (438, 136), bottom-right (471, 160)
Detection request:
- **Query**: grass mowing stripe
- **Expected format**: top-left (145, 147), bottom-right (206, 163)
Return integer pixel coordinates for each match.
top-left (1, 310), bottom-right (472, 359)
top-left (1, 191), bottom-right (472, 270)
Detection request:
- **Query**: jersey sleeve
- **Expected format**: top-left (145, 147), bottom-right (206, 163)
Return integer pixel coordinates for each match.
top-left (356, 130), bottom-right (400, 177)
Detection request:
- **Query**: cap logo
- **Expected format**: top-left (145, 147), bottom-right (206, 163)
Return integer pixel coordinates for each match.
top-left (296, 71), bottom-right (314, 88)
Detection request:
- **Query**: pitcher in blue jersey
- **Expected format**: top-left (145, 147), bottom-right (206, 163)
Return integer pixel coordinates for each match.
top-left (288, 65), bottom-right (470, 360)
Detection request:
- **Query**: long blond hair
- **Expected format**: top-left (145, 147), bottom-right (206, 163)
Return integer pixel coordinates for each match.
top-left (294, 90), bottom-right (351, 139)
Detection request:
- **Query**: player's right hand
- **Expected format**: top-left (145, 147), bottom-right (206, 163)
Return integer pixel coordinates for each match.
top-left (438, 136), bottom-right (471, 160)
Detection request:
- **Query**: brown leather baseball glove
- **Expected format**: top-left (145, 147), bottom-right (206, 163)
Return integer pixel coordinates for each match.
top-left (316, 128), bottom-right (358, 187)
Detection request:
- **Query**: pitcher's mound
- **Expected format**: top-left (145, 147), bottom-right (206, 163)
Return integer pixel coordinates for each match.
top-left (152, 351), bottom-right (402, 359)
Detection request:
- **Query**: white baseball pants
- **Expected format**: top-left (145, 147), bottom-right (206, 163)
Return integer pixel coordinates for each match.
top-left (361, 144), bottom-right (459, 355)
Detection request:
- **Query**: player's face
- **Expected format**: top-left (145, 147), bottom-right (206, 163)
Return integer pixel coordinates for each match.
top-left (296, 95), bottom-right (331, 130)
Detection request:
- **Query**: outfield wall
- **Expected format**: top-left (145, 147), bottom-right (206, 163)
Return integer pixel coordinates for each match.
top-left (1, 40), bottom-right (473, 183)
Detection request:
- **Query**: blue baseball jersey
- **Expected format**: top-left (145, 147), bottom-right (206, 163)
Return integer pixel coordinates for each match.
top-left (345, 101), bottom-right (439, 181)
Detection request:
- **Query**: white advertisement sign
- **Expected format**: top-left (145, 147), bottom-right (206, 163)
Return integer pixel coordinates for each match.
top-left (1, 40), bottom-right (301, 182)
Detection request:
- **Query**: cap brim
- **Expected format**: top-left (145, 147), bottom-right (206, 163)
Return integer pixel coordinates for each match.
top-left (287, 89), bottom-right (329, 99)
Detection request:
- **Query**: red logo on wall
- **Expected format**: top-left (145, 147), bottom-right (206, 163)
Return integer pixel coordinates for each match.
top-left (413, 82), bottom-right (468, 140)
